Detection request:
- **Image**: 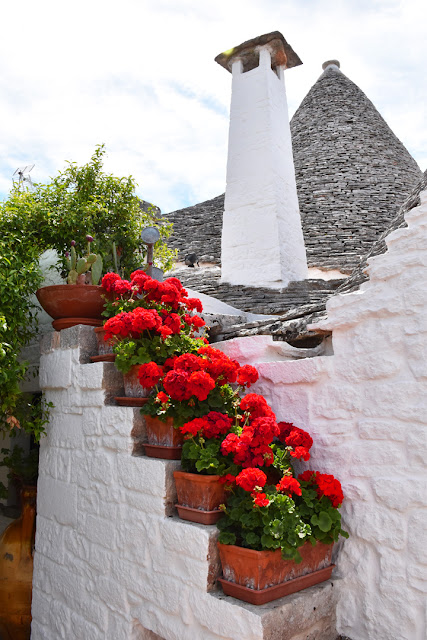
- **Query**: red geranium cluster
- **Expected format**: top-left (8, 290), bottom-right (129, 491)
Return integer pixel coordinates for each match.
top-left (155, 347), bottom-right (260, 405)
top-left (180, 412), bottom-right (233, 439)
top-left (236, 468), bottom-right (270, 507)
top-left (101, 271), bottom-right (204, 314)
top-left (278, 421), bottom-right (313, 461)
top-left (276, 475), bottom-right (302, 497)
top-left (299, 470), bottom-right (344, 508)
top-left (221, 395), bottom-right (279, 469)
top-left (138, 362), bottom-right (164, 389)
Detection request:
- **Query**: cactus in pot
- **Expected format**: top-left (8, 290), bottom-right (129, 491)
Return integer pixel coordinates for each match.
top-left (66, 235), bottom-right (103, 285)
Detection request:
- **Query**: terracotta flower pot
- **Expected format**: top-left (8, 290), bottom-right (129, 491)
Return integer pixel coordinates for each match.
top-left (0, 486), bottom-right (37, 640)
top-left (173, 471), bottom-right (227, 524)
top-left (94, 327), bottom-right (114, 355)
top-left (36, 284), bottom-right (106, 330)
top-left (123, 365), bottom-right (151, 398)
top-left (217, 541), bottom-right (334, 605)
top-left (144, 416), bottom-right (184, 460)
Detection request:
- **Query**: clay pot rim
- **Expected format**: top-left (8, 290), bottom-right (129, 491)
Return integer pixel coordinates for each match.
top-left (218, 540), bottom-right (332, 559)
top-left (218, 542), bottom-right (283, 559)
top-left (37, 284), bottom-right (105, 293)
top-left (174, 470), bottom-right (222, 483)
top-left (94, 325), bottom-right (107, 333)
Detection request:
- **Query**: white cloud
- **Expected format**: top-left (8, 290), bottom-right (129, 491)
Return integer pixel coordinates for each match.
top-left (0, 0), bottom-right (425, 214)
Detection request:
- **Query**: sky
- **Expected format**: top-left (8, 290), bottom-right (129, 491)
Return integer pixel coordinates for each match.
top-left (0, 0), bottom-right (425, 214)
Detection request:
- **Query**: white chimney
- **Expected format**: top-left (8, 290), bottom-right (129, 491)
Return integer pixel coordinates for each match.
top-left (216, 32), bottom-right (307, 289)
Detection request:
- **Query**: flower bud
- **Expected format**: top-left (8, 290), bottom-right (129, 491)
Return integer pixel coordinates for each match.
top-left (86, 235), bottom-right (94, 242)
top-left (71, 240), bottom-right (76, 246)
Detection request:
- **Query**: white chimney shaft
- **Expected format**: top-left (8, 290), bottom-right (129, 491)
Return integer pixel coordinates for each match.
top-left (216, 32), bottom-right (308, 289)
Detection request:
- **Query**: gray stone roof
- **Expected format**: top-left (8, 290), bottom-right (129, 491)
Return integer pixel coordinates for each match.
top-left (215, 171), bottom-right (427, 344)
top-left (165, 65), bottom-right (422, 275)
top-left (290, 64), bottom-right (422, 272)
top-left (337, 169), bottom-right (427, 295)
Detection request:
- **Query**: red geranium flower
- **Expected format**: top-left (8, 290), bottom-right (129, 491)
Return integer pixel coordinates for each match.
top-left (163, 370), bottom-right (191, 401)
top-left (239, 394), bottom-right (276, 420)
top-left (276, 476), bottom-right (302, 497)
top-left (315, 473), bottom-right (344, 508)
top-left (237, 365), bottom-right (259, 388)
top-left (156, 391), bottom-right (170, 404)
top-left (174, 354), bottom-right (204, 373)
top-left (290, 446), bottom-right (311, 461)
top-left (221, 433), bottom-right (240, 456)
top-left (113, 279), bottom-right (132, 296)
top-left (202, 412), bottom-right (233, 439)
top-left (162, 313), bottom-right (182, 334)
top-left (187, 371), bottom-right (215, 401)
top-left (164, 277), bottom-right (183, 291)
top-left (180, 417), bottom-right (207, 438)
top-left (101, 272), bottom-right (121, 292)
top-left (252, 492), bottom-right (270, 508)
top-left (138, 362), bottom-right (163, 389)
top-left (185, 298), bottom-right (203, 313)
top-left (236, 468), bottom-right (267, 492)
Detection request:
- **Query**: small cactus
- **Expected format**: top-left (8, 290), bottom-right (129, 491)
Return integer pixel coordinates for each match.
top-left (65, 235), bottom-right (103, 285)
top-left (91, 255), bottom-right (103, 285)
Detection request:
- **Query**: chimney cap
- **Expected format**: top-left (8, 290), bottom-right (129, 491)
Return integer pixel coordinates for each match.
top-left (322, 60), bottom-right (340, 70)
top-left (215, 31), bottom-right (302, 73)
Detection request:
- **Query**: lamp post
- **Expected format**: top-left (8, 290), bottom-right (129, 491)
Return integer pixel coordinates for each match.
top-left (140, 227), bottom-right (163, 281)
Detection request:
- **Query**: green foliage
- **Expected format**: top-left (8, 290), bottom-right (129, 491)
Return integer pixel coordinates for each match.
top-left (295, 487), bottom-right (348, 544)
top-left (0, 144), bottom-right (175, 435)
top-left (28, 144), bottom-right (175, 277)
top-left (181, 436), bottom-right (239, 477)
top-left (0, 446), bottom-right (39, 499)
top-left (217, 486), bottom-right (312, 562)
top-left (113, 334), bottom-right (205, 374)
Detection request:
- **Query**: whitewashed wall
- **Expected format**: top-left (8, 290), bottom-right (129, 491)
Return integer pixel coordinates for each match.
top-left (220, 190), bottom-right (427, 640)
top-left (32, 327), bottom-right (337, 640)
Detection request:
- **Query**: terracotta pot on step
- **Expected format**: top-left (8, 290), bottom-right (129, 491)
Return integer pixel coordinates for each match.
top-left (173, 471), bottom-right (226, 524)
top-left (144, 416), bottom-right (184, 460)
top-left (91, 326), bottom-right (116, 362)
top-left (36, 284), bottom-right (106, 330)
top-left (217, 541), bottom-right (334, 605)
top-left (0, 486), bottom-right (37, 640)
top-left (123, 365), bottom-right (151, 397)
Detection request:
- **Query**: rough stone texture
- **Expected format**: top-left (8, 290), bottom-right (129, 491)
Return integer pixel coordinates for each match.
top-left (290, 65), bottom-right (422, 272)
top-left (218, 190), bottom-right (427, 640)
top-left (215, 31), bottom-right (302, 73)
top-left (169, 266), bottom-right (341, 317)
top-left (165, 65), bottom-right (422, 277)
top-left (33, 334), bottom-right (337, 640)
top-left (337, 169), bottom-right (427, 294)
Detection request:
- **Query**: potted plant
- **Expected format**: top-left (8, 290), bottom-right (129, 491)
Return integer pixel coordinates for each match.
top-left (140, 346), bottom-right (243, 460)
top-left (171, 358), bottom-right (261, 523)
top-left (216, 422), bottom-right (348, 604)
top-left (36, 234), bottom-right (107, 330)
top-left (102, 274), bottom-right (208, 405)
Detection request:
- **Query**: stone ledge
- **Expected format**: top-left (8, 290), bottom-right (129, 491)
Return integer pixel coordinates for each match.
top-left (210, 578), bottom-right (338, 640)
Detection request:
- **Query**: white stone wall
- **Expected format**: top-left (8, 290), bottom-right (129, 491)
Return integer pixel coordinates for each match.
top-left (220, 191), bottom-right (427, 640)
top-left (221, 48), bottom-right (307, 289)
top-left (32, 326), bottom-right (337, 640)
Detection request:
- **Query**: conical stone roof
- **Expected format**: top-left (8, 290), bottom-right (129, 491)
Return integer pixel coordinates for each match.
top-left (165, 62), bottom-right (422, 289)
top-left (290, 62), bottom-right (422, 272)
